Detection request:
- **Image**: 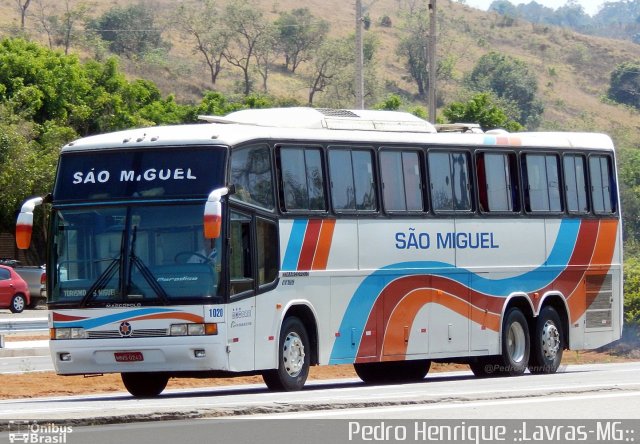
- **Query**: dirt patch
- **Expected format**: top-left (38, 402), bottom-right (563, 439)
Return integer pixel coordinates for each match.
top-left (0, 350), bottom-right (634, 400)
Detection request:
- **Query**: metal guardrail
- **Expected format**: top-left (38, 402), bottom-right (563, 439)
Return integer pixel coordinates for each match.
top-left (0, 318), bottom-right (48, 348)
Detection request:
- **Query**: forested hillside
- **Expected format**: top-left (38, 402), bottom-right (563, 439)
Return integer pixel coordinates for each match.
top-left (1, 0), bottom-right (640, 337)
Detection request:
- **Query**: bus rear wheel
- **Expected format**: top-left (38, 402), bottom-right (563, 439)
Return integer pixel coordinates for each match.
top-left (528, 306), bottom-right (563, 374)
top-left (470, 307), bottom-right (530, 377)
top-left (121, 372), bottom-right (169, 397)
top-left (354, 360), bottom-right (431, 384)
top-left (262, 316), bottom-right (310, 391)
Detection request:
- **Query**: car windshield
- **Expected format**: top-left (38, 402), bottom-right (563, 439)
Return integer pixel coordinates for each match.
top-left (50, 204), bottom-right (222, 306)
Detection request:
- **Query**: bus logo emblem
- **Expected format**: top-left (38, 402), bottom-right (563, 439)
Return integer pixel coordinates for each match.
top-left (119, 322), bottom-right (133, 337)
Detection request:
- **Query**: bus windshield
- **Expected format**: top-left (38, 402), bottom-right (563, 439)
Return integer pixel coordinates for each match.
top-left (50, 203), bottom-right (223, 307)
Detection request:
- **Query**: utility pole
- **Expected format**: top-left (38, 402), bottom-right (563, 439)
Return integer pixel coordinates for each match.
top-left (427, 0), bottom-right (437, 123)
top-left (355, 0), bottom-right (365, 109)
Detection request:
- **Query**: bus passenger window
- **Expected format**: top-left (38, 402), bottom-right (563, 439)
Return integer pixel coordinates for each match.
top-left (564, 154), bottom-right (589, 213)
top-left (477, 152), bottom-right (519, 213)
top-left (523, 153), bottom-right (562, 213)
top-left (428, 151), bottom-right (471, 212)
top-left (380, 150), bottom-right (423, 212)
top-left (590, 155), bottom-right (616, 214)
top-left (229, 212), bottom-right (253, 296)
top-left (328, 147), bottom-right (377, 212)
top-left (279, 147), bottom-right (326, 211)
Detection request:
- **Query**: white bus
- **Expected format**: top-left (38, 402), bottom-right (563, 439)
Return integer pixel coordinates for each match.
top-left (17, 107), bottom-right (622, 397)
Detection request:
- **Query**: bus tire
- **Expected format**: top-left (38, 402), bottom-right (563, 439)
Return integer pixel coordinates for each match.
top-left (262, 317), bottom-right (310, 391)
top-left (471, 308), bottom-right (530, 377)
top-left (121, 372), bottom-right (169, 397)
top-left (498, 307), bottom-right (530, 375)
top-left (469, 358), bottom-right (497, 378)
top-left (528, 306), bottom-right (563, 374)
top-left (354, 359), bottom-right (431, 384)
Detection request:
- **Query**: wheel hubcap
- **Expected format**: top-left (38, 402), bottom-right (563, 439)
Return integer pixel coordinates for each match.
top-left (541, 320), bottom-right (561, 360)
top-left (282, 331), bottom-right (305, 377)
top-left (13, 297), bottom-right (24, 311)
top-left (507, 321), bottom-right (526, 363)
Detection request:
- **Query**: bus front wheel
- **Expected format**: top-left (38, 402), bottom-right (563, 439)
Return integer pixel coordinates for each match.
top-left (262, 317), bottom-right (310, 391)
top-left (528, 306), bottom-right (563, 374)
top-left (121, 372), bottom-right (169, 397)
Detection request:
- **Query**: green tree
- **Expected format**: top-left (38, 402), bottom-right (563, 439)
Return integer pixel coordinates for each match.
top-left (608, 61), bottom-right (640, 109)
top-left (442, 92), bottom-right (524, 131)
top-left (187, 91), bottom-right (244, 120)
top-left (175, 0), bottom-right (229, 86)
top-left (254, 24), bottom-right (279, 93)
top-left (304, 37), bottom-right (352, 106)
top-left (0, 38), bottom-right (92, 125)
top-left (222, 0), bottom-right (270, 95)
top-left (617, 147), bottom-right (640, 242)
top-left (89, 3), bottom-right (169, 58)
top-left (275, 8), bottom-right (328, 73)
top-left (0, 106), bottom-right (62, 262)
top-left (374, 94), bottom-right (402, 111)
top-left (488, 0), bottom-right (517, 16)
top-left (467, 51), bottom-right (544, 128)
top-left (15, 0), bottom-right (33, 31)
top-left (398, 4), bottom-right (430, 97)
top-left (623, 256), bottom-right (640, 338)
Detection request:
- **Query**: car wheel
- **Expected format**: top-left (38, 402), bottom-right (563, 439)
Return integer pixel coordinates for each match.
top-left (10, 294), bottom-right (26, 313)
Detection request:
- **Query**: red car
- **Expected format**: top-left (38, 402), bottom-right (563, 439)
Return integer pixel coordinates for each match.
top-left (0, 265), bottom-right (30, 313)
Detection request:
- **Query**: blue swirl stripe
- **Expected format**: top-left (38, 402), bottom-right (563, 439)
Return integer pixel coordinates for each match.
top-left (329, 219), bottom-right (580, 363)
top-left (53, 308), bottom-right (181, 329)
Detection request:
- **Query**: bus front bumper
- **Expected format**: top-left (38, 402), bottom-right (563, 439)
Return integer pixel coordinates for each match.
top-left (49, 337), bottom-right (229, 375)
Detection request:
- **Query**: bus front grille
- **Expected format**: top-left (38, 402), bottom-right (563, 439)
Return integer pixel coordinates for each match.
top-left (87, 328), bottom-right (169, 339)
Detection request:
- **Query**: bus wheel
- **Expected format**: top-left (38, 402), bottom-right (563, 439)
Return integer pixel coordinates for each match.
top-left (354, 360), bottom-right (431, 384)
top-left (121, 372), bottom-right (169, 397)
top-left (528, 306), bottom-right (563, 374)
top-left (262, 317), bottom-right (310, 391)
top-left (471, 308), bottom-right (530, 377)
top-left (469, 358), bottom-right (496, 378)
top-left (499, 307), bottom-right (530, 376)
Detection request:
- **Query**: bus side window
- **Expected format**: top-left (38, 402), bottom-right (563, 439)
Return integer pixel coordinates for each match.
top-left (229, 211), bottom-right (253, 296)
top-left (589, 155), bottom-right (616, 214)
top-left (380, 150), bottom-right (424, 213)
top-left (328, 147), bottom-right (377, 213)
top-left (428, 150), bottom-right (471, 212)
top-left (477, 152), bottom-right (519, 213)
top-left (564, 154), bottom-right (589, 213)
top-left (523, 153), bottom-right (562, 213)
top-left (278, 146), bottom-right (326, 212)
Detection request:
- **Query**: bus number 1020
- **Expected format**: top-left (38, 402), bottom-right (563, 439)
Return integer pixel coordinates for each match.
top-left (209, 308), bottom-right (224, 318)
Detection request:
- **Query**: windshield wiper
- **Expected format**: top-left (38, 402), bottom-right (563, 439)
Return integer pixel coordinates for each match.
top-left (128, 226), bottom-right (170, 305)
top-left (79, 232), bottom-right (124, 308)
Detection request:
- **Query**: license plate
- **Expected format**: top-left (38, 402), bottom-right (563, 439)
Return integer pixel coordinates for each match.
top-left (114, 351), bottom-right (144, 362)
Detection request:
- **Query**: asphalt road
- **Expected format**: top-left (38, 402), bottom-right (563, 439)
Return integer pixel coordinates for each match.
top-left (1, 362), bottom-right (639, 421)
top-left (2, 362), bottom-right (640, 444)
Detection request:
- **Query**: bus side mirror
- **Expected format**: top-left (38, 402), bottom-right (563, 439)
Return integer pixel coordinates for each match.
top-left (204, 187), bottom-right (230, 239)
top-left (16, 196), bottom-right (44, 250)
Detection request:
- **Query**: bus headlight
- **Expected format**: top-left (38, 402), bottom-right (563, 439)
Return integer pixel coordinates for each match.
top-left (170, 323), bottom-right (217, 336)
top-left (51, 327), bottom-right (87, 340)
